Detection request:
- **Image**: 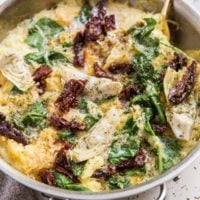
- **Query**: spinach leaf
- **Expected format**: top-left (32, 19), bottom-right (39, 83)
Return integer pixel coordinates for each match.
top-left (25, 29), bottom-right (45, 50)
top-left (143, 107), bottom-right (155, 136)
top-left (65, 184), bottom-right (91, 191)
top-left (125, 166), bottom-right (147, 177)
top-left (79, 99), bottom-right (102, 129)
top-left (22, 102), bottom-right (47, 127)
top-left (35, 17), bottom-right (64, 37)
top-left (119, 117), bottom-right (138, 135)
top-left (109, 135), bottom-right (142, 165)
top-left (54, 171), bottom-right (73, 187)
top-left (24, 50), bottom-right (68, 66)
top-left (79, 99), bottom-right (89, 113)
top-left (12, 102), bottom-right (47, 136)
top-left (63, 41), bottom-right (74, 48)
top-left (58, 130), bottom-right (76, 143)
top-left (25, 17), bottom-right (64, 50)
top-left (108, 176), bottom-right (130, 190)
top-left (48, 51), bottom-right (67, 64)
top-left (132, 54), bottom-right (155, 88)
top-left (133, 18), bottom-right (156, 40)
top-left (71, 161), bottom-right (85, 177)
top-left (84, 114), bottom-right (101, 130)
top-left (24, 52), bottom-right (46, 64)
top-left (132, 18), bottom-right (159, 60)
top-left (10, 86), bottom-right (24, 95)
top-left (79, 4), bottom-right (92, 24)
top-left (140, 37), bottom-right (160, 59)
top-left (146, 136), bottom-right (181, 173)
top-left (54, 172), bottom-right (91, 191)
top-left (13, 102), bottom-right (47, 129)
top-left (160, 137), bottom-right (181, 171)
top-left (147, 83), bottom-right (166, 124)
top-left (131, 82), bottom-right (166, 124)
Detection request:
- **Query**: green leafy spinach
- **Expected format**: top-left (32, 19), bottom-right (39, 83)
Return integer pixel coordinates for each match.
top-left (125, 166), bottom-right (147, 177)
top-left (109, 135), bottom-right (142, 165)
top-left (118, 117), bottom-right (138, 135)
top-left (84, 114), bottom-right (102, 130)
top-left (79, 99), bottom-right (102, 130)
top-left (25, 17), bottom-right (64, 50)
top-left (132, 18), bottom-right (160, 59)
top-left (70, 161), bottom-right (86, 177)
top-left (10, 86), bottom-right (24, 95)
top-left (24, 50), bottom-right (68, 66)
top-left (159, 137), bottom-right (182, 172)
top-left (12, 102), bottom-right (47, 135)
top-left (58, 130), bottom-right (76, 143)
top-left (108, 176), bottom-right (130, 190)
top-left (54, 172), bottom-right (90, 191)
top-left (79, 4), bottom-right (92, 24)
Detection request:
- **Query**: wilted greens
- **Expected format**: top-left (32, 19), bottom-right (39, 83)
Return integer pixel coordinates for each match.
top-left (58, 130), bottom-right (76, 143)
top-left (79, 4), bottom-right (92, 24)
top-left (12, 102), bottom-right (47, 135)
top-left (24, 50), bottom-right (68, 66)
top-left (109, 135), bottom-right (142, 165)
top-left (108, 176), bottom-right (130, 190)
top-left (79, 99), bottom-right (102, 130)
top-left (54, 172), bottom-right (90, 191)
top-left (25, 17), bottom-right (64, 50)
top-left (159, 137), bottom-right (181, 172)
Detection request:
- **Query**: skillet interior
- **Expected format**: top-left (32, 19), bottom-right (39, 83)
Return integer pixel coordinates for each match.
top-left (0, 0), bottom-right (200, 48)
top-left (0, 0), bottom-right (199, 199)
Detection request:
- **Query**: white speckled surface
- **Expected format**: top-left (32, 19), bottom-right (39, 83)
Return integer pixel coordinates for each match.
top-left (124, 155), bottom-right (200, 200)
top-left (188, 0), bottom-right (200, 11)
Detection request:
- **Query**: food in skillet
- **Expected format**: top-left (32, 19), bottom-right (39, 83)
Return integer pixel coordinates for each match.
top-left (0, 0), bottom-right (199, 192)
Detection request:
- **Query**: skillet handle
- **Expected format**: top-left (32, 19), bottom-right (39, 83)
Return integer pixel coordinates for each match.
top-left (157, 183), bottom-right (167, 200)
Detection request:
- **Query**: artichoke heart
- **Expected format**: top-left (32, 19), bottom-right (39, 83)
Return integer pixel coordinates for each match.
top-left (69, 107), bottom-right (124, 162)
top-left (59, 65), bottom-right (123, 101)
top-left (0, 49), bottom-right (33, 91)
top-left (164, 67), bottom-right (197, 140)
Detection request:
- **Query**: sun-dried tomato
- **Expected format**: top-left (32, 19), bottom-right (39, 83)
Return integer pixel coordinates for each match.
top-left (116, 149), bottom-right (148, 171)
top-left (33, 65), bottom-right (52, 95)
top-left (84, 0), bottom-right (108, 42)
top-left (133, 149), bottom-right (147, 167)
top-left (104, 15), bottom-right (116, 31)
top-left (93, 0), bottom-right (108, 20)
top-left (169, 52), bottom-right (187, 72)
top-left (55, 148), bottom-right (70, 170)
top-left (74, 32), bottom-right (85, 68)
top-left (59, 140), bottom-right (73, 150)
top-left (50, 114), bottom-right (86, 131)
top-left (54, 148), bottom-right (79, 183)
top-left (92, 165), bottom-right (116, 180)
top-left (84, 17), bottom-right (105, 42)
top-left (168, 61), bottom-right (197, 104)
top-left (108, 63), bottom-right (134, 74)
top-left (93, 62), bottom-right (114, 79)
top-left (151, 123), bottom-right (167, 134)
top-left (55, 79), bottom-right (87, 112)
top-left (0, 113), bottom-right (28, 145)
top-left (119, 84), bottom-right (140, 101)
top-left (39, 168), bottom-right (56, 186)
top-left (33, 65), bottom-right (52, 82)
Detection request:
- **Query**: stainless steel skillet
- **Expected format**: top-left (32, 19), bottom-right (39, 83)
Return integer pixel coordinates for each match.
top-left (0, 0), bottom-right (199, 199)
